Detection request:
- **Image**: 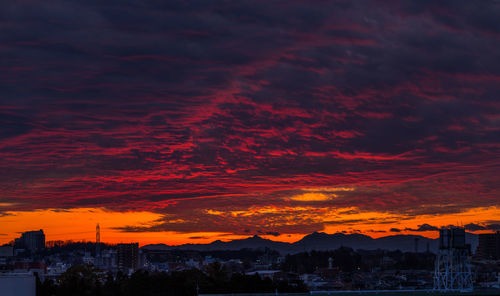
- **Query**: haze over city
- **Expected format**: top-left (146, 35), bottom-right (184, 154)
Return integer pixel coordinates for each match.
top-left (1, 0), bottom-right (500, 247)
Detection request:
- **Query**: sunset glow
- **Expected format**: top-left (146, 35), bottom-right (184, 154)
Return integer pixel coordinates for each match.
top-left (1, 0), bottom-right (500, 247)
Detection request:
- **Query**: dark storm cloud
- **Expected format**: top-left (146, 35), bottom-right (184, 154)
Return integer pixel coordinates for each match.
top-left (258, 231), bottom-right (281, 237)
top-left (188, 236), bottom-right (209, 240)
top-left (405, 224), bottom-right (439, 232)
top-left (486, 224), bottom-right (500, 230)
top-left (464, 223), bottom-right (485, 231)
top-left (1, 0), bottom-right (500, 235)
top-left (464, 223), bottom-right (500, 231)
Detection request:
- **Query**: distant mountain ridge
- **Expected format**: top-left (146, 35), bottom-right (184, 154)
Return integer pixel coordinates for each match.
top-left (142, 231), bottom-right (478, 254)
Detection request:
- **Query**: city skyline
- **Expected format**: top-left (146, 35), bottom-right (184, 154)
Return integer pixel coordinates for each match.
top-left (2, 1), bottom-right (500, 246)
top-left (3, 219), bottom-right (500, 247)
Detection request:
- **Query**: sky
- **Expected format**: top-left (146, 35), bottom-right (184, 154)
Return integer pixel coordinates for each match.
top-left (1, 0), bottom-right (500, 246)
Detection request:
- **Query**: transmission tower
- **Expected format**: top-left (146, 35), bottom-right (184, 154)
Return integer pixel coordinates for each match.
top-left (96, 223), bottom-right (101, 266)
top-left (433, 226), bottom-right (473, 291)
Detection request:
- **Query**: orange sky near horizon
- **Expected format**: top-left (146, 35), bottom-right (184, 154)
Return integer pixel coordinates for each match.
top-left (1, 206), bottom-right (498, 247)
top-left (2, 0), bottom-right (500, 256)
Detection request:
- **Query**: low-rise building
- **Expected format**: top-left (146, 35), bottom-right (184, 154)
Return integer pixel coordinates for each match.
top-left (476, 231), bottom-right (500, 260)
top-left (13, 262), bottom-right (46, 275)
top-left (0, 245), bottom-right (14, 258)
top-left (0, 273), bottom-right (36, 296)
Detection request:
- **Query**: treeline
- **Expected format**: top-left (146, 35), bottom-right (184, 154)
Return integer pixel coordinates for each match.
top-left (144, 248), bottom-right (279, 263)
top-left (41, 241), bottom-right (112, 256)
top-left (40, 242), bottom-right (279, 263)
top-left (201, 248), bottom-right (280, 261)
top-left (281, 248), bottom-right (435, 274)
top-left (36, 263), bottom-right (307, 296)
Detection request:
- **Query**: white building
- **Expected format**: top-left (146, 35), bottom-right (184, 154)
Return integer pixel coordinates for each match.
top-left (186, 258), bottom-right (200, 269)
top-left (82, 251), bottom-right (95, 265)
top-left (0, 273), bottom-right (36, 296)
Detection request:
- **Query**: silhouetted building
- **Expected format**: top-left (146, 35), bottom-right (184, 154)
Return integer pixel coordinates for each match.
top-left (439, 227), bottom-right (467, 249)
top-left (0, 245), bottom-right (13, 258)
top-left (476, 231), bottom-right (500, 260)
top-left (117, 243), bottom-right (138, 272)
top-left (15, 230), bottom-right (45, 252)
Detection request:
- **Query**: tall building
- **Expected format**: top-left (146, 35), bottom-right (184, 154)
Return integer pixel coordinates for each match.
top-left (117, 243), bottom-right (139, 273)
top-left (476, 231), bottom-right (500, 260)
top-left (15, 230), bottom-right (45, 252)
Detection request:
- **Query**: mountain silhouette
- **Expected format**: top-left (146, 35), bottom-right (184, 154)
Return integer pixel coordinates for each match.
top-left (142, 232), bottom-right (478, 254)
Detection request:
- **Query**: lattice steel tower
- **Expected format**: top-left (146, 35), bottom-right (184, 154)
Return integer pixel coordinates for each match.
top-left (433, 226), bottom-right (473, 291)
top-left (96, 223), bottom-right (101, 266)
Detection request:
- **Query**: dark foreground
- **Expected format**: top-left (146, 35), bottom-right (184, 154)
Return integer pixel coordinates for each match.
top-left (200, 291), bottom-right (500, 296)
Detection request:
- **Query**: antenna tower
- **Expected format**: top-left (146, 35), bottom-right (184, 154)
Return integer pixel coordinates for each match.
top-left (96, 223), bottom-right (101, 265)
